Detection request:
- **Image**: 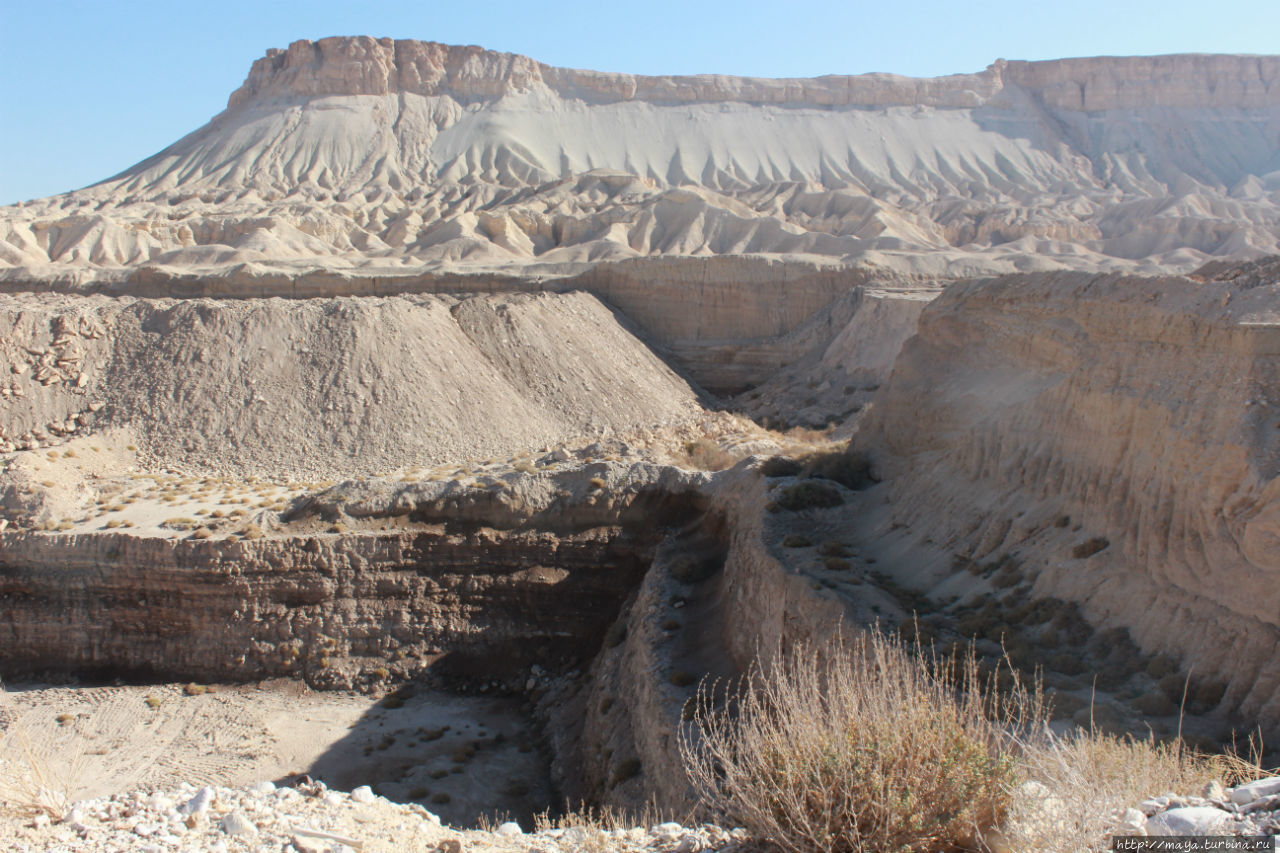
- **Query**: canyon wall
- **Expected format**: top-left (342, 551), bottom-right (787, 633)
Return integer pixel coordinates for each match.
top-left (859, 264), bottom-right (1280, 726)
top-left (0, 463), bottom-right (709, 688)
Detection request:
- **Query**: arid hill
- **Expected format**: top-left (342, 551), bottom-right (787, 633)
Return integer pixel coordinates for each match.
top-left (2, 39), bottom-right (1278, 289)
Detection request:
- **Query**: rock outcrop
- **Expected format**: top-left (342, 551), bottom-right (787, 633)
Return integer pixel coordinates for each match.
top-left (858, 262), bottom-right (1280, 728)
top-left (2, 39), bottom-right (1278, 285)
top-left (0, 462), bottom-right (709, 688)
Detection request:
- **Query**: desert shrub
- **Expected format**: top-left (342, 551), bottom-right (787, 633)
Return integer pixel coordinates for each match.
top-left (798, 443), bottom-right (877, 491)
top-left (679, 634), bottom-right (1037, 853)
top-left (780, 534), bottom-right (812, 548)
top-left (1144, 654), bottom-right (1177, 680)
top-left (1132, 693), bottom-right (1178, 717)
top-left (670, 554), bottom-right (720, 584)
top-left (774, 480), bottom-right (843, 512)
top-left (611, 757), bottom-right (642, 787)
top-left (1048, 653), bottom-right (1086, 676)
top-left (759, 456), bottom-right (804, 478)
top-left (603, 620), bottom-right (627, 648)
top-left (1071, 537), bottom-right (1109, 559)
top-left (817, 540), bottom-right (850, 557)
top-left (684, 438), bottom-right (738, 472)
top-left (822, 556), bottom-right (851, 571)
top-left (588, 477), bottom-right (606, 490)
top-left (669, 670), bottom-right (697, 688)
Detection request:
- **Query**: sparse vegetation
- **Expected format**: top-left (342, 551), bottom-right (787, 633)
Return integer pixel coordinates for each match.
top-left (1071, 537), bottom-right (1110, 559)
top-left (780, 534), bottom-right (812, 548)
top-left (773, 480), bottom-right (843, 512)
top-left (611, 757), bottom-right (642, 786)
top-left (684, 438), bottom-right (738, 471)
top-left (679, 634), bottom-right (1037, 853)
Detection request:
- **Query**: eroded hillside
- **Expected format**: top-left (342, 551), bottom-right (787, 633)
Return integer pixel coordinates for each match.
top-left (2, 39), bottom-right (1279, 288)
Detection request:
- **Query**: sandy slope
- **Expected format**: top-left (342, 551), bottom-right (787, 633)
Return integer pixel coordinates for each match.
top-left (2, 39), bottom-right (1278, 285)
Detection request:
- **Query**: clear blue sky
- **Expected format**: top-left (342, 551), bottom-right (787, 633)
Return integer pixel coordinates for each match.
top-left (3, 0), bottom-right (1277, 205)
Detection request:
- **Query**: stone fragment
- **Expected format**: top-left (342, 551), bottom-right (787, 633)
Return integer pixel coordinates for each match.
top-left (1147, 806), bottom-right (1229, 835)
top-left (1231, 775), bottom-right (1280, 805)
top-left (219, 809), bottom-right (257, 836)
top-left (350, 785), bottom-right (376, 804)
top-left (177, 787), bottom-right (214, 815)
top-left (496, 821), bottom-right (523, 836)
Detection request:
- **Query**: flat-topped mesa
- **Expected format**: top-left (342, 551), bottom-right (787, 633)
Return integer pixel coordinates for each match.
top-left (5, 40), bottom-right (1280, 281)
top-left (227, 36), bottom-right (1280, 111)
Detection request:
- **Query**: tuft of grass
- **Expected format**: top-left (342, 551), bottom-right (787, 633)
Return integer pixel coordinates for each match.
top-left (0, 682), bottom-right (87, 819)
top-left (1002, 732), bottom-right (1259, 851)
top-left (679, 634), bottom-right (1039, 853)
top-left (781, 534), bottom-right (812, 548)
top-left (588, 477), bottom-right (607, 490)
top-left (684, 438), bottom-right (738, 472)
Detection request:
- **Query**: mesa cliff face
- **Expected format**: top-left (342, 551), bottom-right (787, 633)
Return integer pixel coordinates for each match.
top-left (2, 39), bottom-right (1278, 285)
top-left (859, 263), bottom-right (1280, 726)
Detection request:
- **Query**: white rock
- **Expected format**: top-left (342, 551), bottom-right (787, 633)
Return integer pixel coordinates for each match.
top-left (1137, 796), bottom-right (1168, 815)
top-left (219, 809), bottom-right (257, 837)
top-left (148, 793), bottom-right (174, 812)
top-left (350, 785), bottom-right (376, 804)
top-left (324, 792), bottom-right (345, 806)
top-left (177, 787), bottom-right (214, 815)
top-left (1147, 806), bottom-right (1229, 835)
top-left (1230, 775), bottom-right (1280, 805)
top-left (655, 822), bottom-right (685, 837)
top-left (252, 780), bottom-right (277, 795)
top-left (497, 821), bottom-right (524, 836)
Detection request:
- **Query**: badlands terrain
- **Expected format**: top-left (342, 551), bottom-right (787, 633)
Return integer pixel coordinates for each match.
top-left (2, 37), bottom-right (1280, 850)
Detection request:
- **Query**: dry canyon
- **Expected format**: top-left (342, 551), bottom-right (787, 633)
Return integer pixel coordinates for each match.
top-left (1, 37), bottom-right (1279, 850)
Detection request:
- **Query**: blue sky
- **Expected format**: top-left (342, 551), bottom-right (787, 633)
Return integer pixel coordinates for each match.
top-left (2, 0), bottom-right (1277, 205)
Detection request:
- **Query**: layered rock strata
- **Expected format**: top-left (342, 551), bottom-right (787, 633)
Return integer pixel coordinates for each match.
top-left (859, 264), bottom-right (1280, 727)
top-left (3, 39), bottom-right (1278, 282)
top-left (0, 463), bottom-right (708, 688)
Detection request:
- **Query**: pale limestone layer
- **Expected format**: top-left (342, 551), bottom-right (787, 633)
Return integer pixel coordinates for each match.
top-left (2, 39), bottom-right (1278, 285)
top-left (859, 264), bottom-right (1280, 727)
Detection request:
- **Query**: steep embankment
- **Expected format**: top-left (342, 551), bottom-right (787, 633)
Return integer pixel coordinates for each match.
top-left (2, 39), bottom-right (1278, 282)
top-left (0, 290), bottom-right (703, 478)
top-left (859, 260), bottom-right (1280, 726)
top-left (0, 461), bottom-right (709, 688)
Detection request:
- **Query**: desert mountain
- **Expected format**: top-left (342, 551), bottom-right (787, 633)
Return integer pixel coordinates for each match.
top-left (2, 38), bottom-right (1278, 286)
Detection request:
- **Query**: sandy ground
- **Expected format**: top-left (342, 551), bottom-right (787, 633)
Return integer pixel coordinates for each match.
top-left (0, 679), bottom-right (552, 827)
